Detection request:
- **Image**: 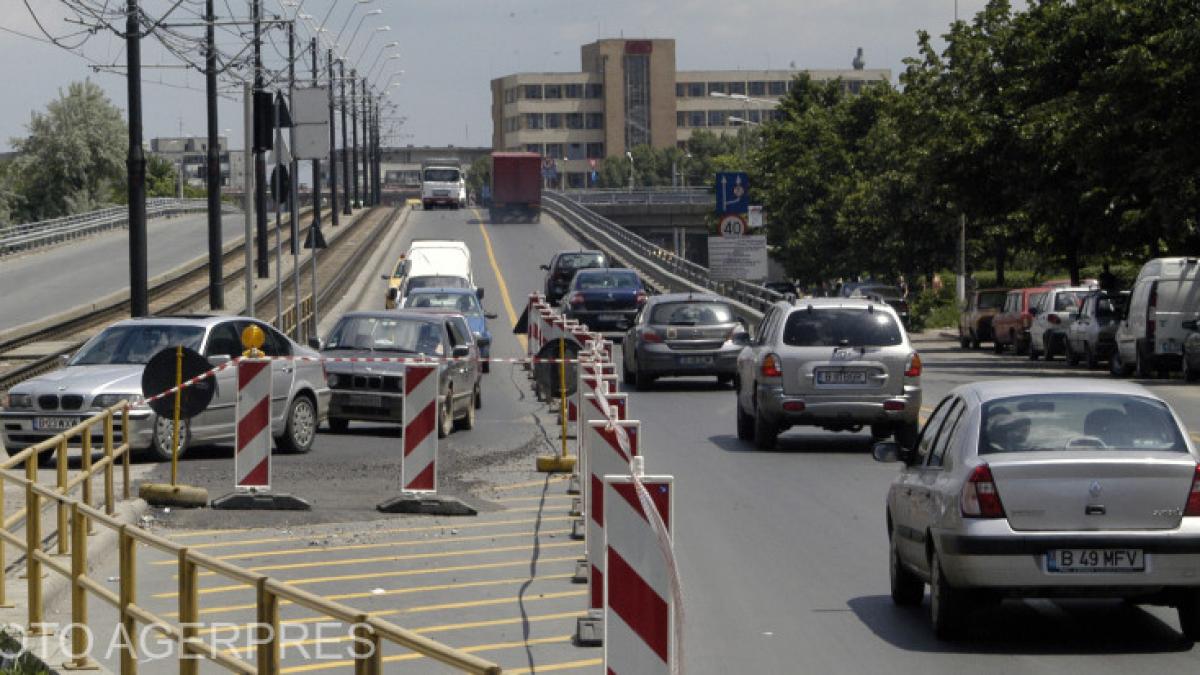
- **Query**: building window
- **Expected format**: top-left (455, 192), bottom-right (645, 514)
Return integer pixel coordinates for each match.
top-left (748, 110), bottom-right (761, 124)
top-left (525, 113), bottom-right (544, 130)
top-left (544, 84), bottom-right (562, 99)
top-left (566, 113), bottom-right (584, 130)
top-left (586, 142), bottom-right (605, 158)
top-left (585, 84), bottom-right (604, 98)
top-left (772, 109), bottom-right (785, 121)
top-left (524, 84), bottom-right (543, 99)
top-left (565, 83), bottom-right (583, 98)
top-left (749, 81), bottom-right (766, 96)
top-left (567, 143), bottom-right (585, 160)
top-left (708, 110), bottom-right (727, 127)
top-left (567, 172), bottom-right (586, 188)
top-left (768, 80), bottom-right (786, 96)
top-left (728, 81), bottom-right (746, 95)
top-left (586, 113), bottom-right (603, 130)
top-left (677, 111), bottom-right (686, 127)
top-left (505, 116), bottom-right (520, 132)
top-left (687, 82), bottom-right (704, 97)
top-left (546, 113), bottom-right (562, 129)
top-left (847, 80), bottom-right (863, 95)
top-left (689, 111), bottom-right (706, 127)
top-left (676, 83), bottom-right (685, 98)
top-left (525, 143), bottom-right (543, 155)
top-left (624, 53), bottom-right (651, 148)
top-left (545, 142), bottom-right (564, 159)
top-left (707, 82), bottom-right (726, 95)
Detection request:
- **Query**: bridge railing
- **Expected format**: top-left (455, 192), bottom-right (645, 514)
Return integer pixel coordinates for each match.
top-left (543, 191), bottom-right (780, 320)
top-left (0, 199), bottom-right (236, 257)
top-left (557, 187), bottom-right (712, 206)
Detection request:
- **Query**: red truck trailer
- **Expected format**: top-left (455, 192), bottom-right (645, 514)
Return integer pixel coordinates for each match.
top-left (489, 152), bottom-right (541, 223)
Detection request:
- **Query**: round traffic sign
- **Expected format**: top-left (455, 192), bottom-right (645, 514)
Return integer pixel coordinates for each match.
top-left (719, 213), bottom-right (747, 238)
top-left (141, 346), bottom-right (217, 419)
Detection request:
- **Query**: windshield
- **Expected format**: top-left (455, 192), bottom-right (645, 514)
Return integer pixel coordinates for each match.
top-left (423, 168), bottom-right (461, 183)
top-left (324, 317), bottom-right (444, 356)
top-left (406, 276), bottom-right (470, 291)
top-left (1054, 291), bottom-right (1088, 311)
top-left (980, 394), bottom-right (1186, 453)
top-left (650, 302), bottom-right (734, 326)
top-left (71, 325), bottom-right (205, 365)
top-left (576, 271), bottom-right (638, 290)
top-left (558, 253), bottom-right (604, 271)
top-left (403, 292), bottom-right (482, 316)
top-left (978, 291), bottom-right (1007, 309)
top-left (782, 309), bottom-right (903, 347)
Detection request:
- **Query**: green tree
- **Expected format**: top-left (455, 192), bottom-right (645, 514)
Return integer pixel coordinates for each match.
top-left (145, 155), bottom-right (178, 198)
top-left (9, 80), bottom-right (126, 221)
top-left (465, 156), bottom-right (490, 199)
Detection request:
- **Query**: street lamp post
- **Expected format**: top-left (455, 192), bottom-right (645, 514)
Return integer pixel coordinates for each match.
top-left (368, 53), bottom-right (401, 82)
top-left (626, 151), bottom-right (634, 192)
top-left (339, 9), bottom-right (383, 58)
top-left (352, 26), bottom-right (390, 64)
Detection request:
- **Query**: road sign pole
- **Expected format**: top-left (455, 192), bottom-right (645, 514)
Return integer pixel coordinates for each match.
top-left (126, 0), bottom-right (148, 318)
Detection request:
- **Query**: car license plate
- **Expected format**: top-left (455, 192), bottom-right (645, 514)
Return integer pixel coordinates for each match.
top-left (433, 190), bottom-right (449, 196)
top-left (1046, 549), bottom-right (1144, 573)
top-left (34, 417), bottom-right (81, 431)
top-left (815, 370), bottom-right (866, 385)
top-left (346, 394), bottom-right (382, 408)
top-left (598, 314), bottom-right (621, 322)
top-left (678, 355), bottom-right (713, 367)
top-left (1161, 340), bottom-right (1183, 355)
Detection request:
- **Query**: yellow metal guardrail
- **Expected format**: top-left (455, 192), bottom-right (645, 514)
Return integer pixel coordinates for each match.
top-left (0, 404), bottom-right (502, 674)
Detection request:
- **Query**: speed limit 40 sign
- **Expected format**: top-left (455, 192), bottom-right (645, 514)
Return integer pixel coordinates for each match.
top-left (719, 213), bottom-right (747, 237)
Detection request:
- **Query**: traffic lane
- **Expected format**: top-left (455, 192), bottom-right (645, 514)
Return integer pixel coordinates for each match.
top-left (0, 210), bottom-right (246, 331)
top-left (616, 349), bottom-right (1198, 674)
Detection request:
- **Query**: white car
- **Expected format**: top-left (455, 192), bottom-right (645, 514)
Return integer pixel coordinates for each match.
top-left (1113, 257), bottom-right (1200, 378)
top-left (1028, 286), bottom-right (1092, 361)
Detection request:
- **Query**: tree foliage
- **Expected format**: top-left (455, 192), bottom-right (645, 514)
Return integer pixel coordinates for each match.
top-left (593, 130), bottom-right (749, 189)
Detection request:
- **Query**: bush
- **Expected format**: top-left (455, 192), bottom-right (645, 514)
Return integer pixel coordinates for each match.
top-left (970, 262), bottom-right (1139, 291)
top-left (909, 285), bottom-right (958, 331)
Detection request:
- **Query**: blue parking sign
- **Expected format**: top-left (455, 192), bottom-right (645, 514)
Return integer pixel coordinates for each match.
top-left (715, 172), bottom-right (750, 213)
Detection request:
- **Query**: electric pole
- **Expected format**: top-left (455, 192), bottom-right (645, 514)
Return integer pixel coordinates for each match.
top-left (310, 37), bottom-right (322, 229)
top-left (350, 71), bottom-right (359, 208)
top-left (253, 0), bottom-right (270, 278)
top-left (339, 60), bottom-right (351, 216)
top-left (327, 48), bottom-right (339, 226)
top-left (126, 0), bottom-right (148, 317)
top-left (204, 0), bottom-right (223, 309)
top-left (360, 79), bottom-right (369, 207)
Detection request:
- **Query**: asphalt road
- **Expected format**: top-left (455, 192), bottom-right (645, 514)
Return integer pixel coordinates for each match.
top-left (0, 209), bottom-right (246, 331)
top-left (60, 203), bottom-right (1200, 673)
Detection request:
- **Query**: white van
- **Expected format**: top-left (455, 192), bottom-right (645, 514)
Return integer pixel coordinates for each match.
top-left (1111, 257), bottom-right (1200, 377)
top-left (384, 240), bottom-right (478, 307)
top-left (421, 163), bottom-right (467, 209)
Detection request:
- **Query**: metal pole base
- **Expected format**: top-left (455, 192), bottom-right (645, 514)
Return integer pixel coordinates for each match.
top-left (138, 483), bottom-right (209, 508)
top-left (376, 494), bottom-right (477, 516)
top-left (211, 491), bottom-right (311, 510)
top-left (572, 558), bottom-right (588, 584)
top-left (570, 517), bottom-right (585, 540)
top-left (567, 473), bottom-right (581, 495)
top-left (575, 610), bottom-right (604, 646)
top-left (569, 497), bottom-right (582, 517)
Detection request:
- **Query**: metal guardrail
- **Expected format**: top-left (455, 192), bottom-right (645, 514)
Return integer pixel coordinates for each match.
top-left (0, 199), bottom-right (239, 256)
top-left (557, 187), bottom-right (712, 206)
top-left (0, 402), bottom-right (502, 674)
top-left (544, 191), bottom-right (781, 319)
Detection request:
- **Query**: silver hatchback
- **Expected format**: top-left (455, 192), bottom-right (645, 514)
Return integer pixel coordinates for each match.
top-left (621, 293), bottom-right (746, 390)
top-left (735, 298), bottom-right (921, 449)
top-left (874, 379), bottom-right (1200, 640)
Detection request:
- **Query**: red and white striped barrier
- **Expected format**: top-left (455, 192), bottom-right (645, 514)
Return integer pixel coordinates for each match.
top-left (235, 358), bottom-right (272, 489)
top-left (604, 473), bottom-right (675, 674)
top-left (586, 418), bottom-right (638, 612)
top-left (402, 364), bottom-right (438, 493)
top-left (569, 358), bottom-right (616, 429)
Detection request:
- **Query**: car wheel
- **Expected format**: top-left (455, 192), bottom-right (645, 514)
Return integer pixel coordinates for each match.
top-left (895, 420), bottom-right (919, 449)
top-left (1043, 335), bottom-right (1056, 361)
top-left (1015, 333), bottom-right (1030, 356)
top-left (959, 334), bottom-right (970, 350)
top-left (752, 397), bottom-right (778, 450)
top-left (970, 332), bottom-right (981, 350)
top-left (1110, 348), bottom-right (1134, 377)
top-left (437, 391), bottom-right (454, 439)
top-left (1135, 345), bottom-right (1154, 379)
top-left (634, 357), bottom-right (654, 391)
top-left (890, 524), bottom-right (924, 607)
top-left (1028, 341), bottom-right (1040, 361)
top-left (327, 418), bottom-right (349, 433)
top-left (1178, 589), bottom-right (1200, 640)
top-left (736, 398), bottom-right (754, 442)
top-left (456, 390), bottom-right (477, 431)
top-left (870, 424), bottom-right (892, 441)
top-left (276, 395), bottom-right (317, 454)
top-left (1185, 366), bottom-right (1200, 383)
top-left (1084, 343), bottom-right (1099, 369)
top-left (992, 338), bottom-right (1004, 354)
top-left (146, 414), bottom-right (190, 462)
top-left (622, 355), bottom-right (637, 387)
top-left (474, 383), bottom-right (482, 410)
top-left (930, 553), bottom-right (966, 640)
top-left (1065, 339), bottom-right (1079, 366)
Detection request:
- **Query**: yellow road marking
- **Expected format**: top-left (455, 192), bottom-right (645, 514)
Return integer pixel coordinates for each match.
top-left (173, 573), bottom-right (575, 618)
top-left (223, 610), bottom-right (586, 656)
top-left (170, 527), bottom-right (251, 539)
top-left (491, 476), bottom-right (569, 492)
top-left (195, 590), bottom-right (587, 636)
top-left (495, 493), bottom-right (573, 504)
top-left (475, 209), bottom-right (527, 351)
top-left (151, 516), bottom-right (571, 556)
top-left (280, 634), bottom-right (573, 673)
top-left (507, 659), bottom-right (605, 674)
top-left (170, 553), bottom-right (581, 599)
top-left (191, 539), bottom-right (581, 580)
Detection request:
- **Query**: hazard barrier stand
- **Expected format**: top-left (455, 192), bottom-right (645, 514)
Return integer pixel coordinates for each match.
top-left (212, 350), bottom-right (310, 510)
top-left (536, 337), bottom-right (579, 474)
top-left (576, 417), bottom-right (638, 645)
top-left (377, 363), bottom-right (476, 515)
top-left (572, 390), bottom-right (628, 540)
top-left (604, 462), bottom-right (677, 674)
top-left (569, 358), bottom-right (617, 503)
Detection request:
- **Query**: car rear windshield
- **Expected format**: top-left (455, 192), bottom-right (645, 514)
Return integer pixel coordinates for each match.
top-left (72, 325), bottom-right (205, 365)
top-left (406, 276), bottom-right (469, 291)
top-left (576, 271), bottom-right (638, 289)
top-left (980, 394), bottom-right (1186, 454)
top-left (325, 317), bottom-right (444, 355)
top-left (978, 291), bottom-right (1007, 309)
top-left (782, 309), bottom-right (903, 347)
top-left (1054, 291), bottom-right (1088, 311)
top-left (650, 302), bottom-right (734, 326)
top-left (423, 168), bottom-right (460, 182)
top-left (557, 253), bottom-right (604, 271)
top-left (403, 292), bottom-right (481, 316)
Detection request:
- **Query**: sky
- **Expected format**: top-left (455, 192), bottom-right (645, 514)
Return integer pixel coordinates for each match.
top-left (0, 1), bottom-right (991, 152)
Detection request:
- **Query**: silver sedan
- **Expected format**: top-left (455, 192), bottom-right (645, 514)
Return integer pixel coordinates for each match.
top-left (621, 293), bottom-right (746, 390)
top-left (874, 378), bottom-right (1200, 640)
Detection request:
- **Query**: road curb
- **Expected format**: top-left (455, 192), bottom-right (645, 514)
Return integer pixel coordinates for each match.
top-left (0, 498), bottom-right (148, 673)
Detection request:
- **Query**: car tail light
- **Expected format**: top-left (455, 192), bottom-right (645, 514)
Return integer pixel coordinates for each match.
top-left (641, 329), bottom-right (663, 344)
top-left (570, 292), bottom-right (585, 306)
top-left (1184, 464), bottom-right (1200, 517)
top-left (782, 401), bottom-right (805, 412)
top-left (761, 353), bottom-right (783, 378)
top-left (1048, 314), bottom-right (1060, 325)
top-left (635, 291), bottom-right (648, 306)
top-left (961, 464), bottom-right (1006, 518)
top-left (904, 353), bottom-right (922, 378)
top-left (883, 400), bottom-right (905, 412)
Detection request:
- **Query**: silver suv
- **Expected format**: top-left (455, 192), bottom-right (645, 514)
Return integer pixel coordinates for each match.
top-left (735, 298), bottom-right (922, 449)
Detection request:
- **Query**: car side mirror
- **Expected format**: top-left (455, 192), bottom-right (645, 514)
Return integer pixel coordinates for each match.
top-left (307, 337), bottom-right (322, 350)
top-left (207, 354), bottom-right (231, 367)
top-left (539, 264), bottom-right (550, 271)
top-left (452, 345), bottom-right (471, 359)
top-left (872, 441), bottom-right (913, 464)
top-left (732, 331), bottom-right (751, 346)
top-left (485, 312), bottom-right (499, 320)
top-left (1184, 320), bottom-right (1198, 331)
top-left (476, 288), bottom-right (485, 300)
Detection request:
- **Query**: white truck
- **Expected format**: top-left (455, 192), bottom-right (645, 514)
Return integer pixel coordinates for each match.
top-left (420, 159), bottom-right (467, 209)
